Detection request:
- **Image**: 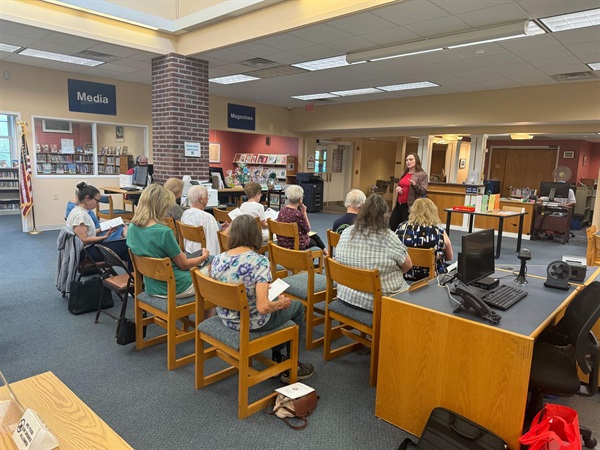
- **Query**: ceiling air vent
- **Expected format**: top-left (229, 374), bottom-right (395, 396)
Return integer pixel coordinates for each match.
top-left (241, 57), bottom-right (278, 68)
top-left (551, 71), bottom-right (598, 82)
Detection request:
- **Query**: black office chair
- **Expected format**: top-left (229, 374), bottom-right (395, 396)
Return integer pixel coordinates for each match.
top-left (527, 281), bottom-right (600, 449)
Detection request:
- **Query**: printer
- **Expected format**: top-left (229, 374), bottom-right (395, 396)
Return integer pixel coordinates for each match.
top-left (296, 172), bottom-right (323, 183)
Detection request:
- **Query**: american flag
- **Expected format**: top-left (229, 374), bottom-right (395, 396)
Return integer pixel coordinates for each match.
top-left (19, 126), bottom-right (33, 216)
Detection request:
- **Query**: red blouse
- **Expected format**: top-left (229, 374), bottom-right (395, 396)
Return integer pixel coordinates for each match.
top-left (397, 173), bottom-right (412, 204)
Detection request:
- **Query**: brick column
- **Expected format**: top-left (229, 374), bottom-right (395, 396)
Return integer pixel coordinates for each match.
top-left (151, 53), bottom-right (209, 184)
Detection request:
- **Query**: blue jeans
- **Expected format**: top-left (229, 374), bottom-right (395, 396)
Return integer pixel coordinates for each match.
top-left (257, 300), bottom-right (304, 356)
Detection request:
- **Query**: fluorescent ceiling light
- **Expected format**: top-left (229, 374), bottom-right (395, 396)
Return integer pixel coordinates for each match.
top-left (291, 93), bottom-right (339, 101)
top-left (209, 74), bottom-right (260, 84)
top-left (330, 88), bottom-right (383, 97)
top-left (17, 48), bottom-right (104, 66)
top-left (587, 62), bottom-right (600, 71)
top-left (347, 20), bottom-right (528, 63)
top-left (526, 22), bottom-right (546, 36)
top-left (378, 81), bottom-right (439, 91)
top-left (292, 55), bottom-right (365, 71)
top-left (0, 43), bottom-right (21, 53)
top-left (510, 133), bottom-right (533, 140)
top-left (371, 48), bottom-right (444, 61)
top-left (540, 8), bottom-right (600, 32)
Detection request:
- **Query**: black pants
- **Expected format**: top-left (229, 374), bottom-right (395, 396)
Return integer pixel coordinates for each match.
top-left (309, 234), bottom-right (326, 251)
top-left (389, 203), bottom-right (409, 232)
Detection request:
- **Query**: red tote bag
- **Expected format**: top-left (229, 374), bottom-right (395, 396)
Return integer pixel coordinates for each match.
top-left (519, 404), bottom-right (582, 450)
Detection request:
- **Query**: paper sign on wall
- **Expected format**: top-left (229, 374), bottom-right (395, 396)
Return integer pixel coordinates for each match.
top-left (184, 142), bottom-right (201, 158)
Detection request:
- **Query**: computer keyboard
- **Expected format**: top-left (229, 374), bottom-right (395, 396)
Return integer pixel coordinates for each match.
top-left (481, 284), bottom-right (527, 310)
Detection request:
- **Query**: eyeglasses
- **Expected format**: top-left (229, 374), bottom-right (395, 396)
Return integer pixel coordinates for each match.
top-left (92, 197), bottom-right (101, 202)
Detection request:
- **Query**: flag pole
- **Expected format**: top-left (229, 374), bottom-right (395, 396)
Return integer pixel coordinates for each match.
top-left (16, 120), bottom-right (41, 235)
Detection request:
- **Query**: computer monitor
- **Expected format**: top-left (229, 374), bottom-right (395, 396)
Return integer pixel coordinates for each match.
top-left (539, 181), bottom-right (569, 200)
top-left (132, 165), bottom-right (149, 187)
top-left (209, 167), bottom-right (225, 187)
top-left (457, 228), bottom-right (495, 286)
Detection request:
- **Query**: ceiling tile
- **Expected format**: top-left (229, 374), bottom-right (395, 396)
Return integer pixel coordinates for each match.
top-left (290, 45), bottom-right (340, 60)
top-left (360, 27), bottom-right (420, 46)
top-left (371, 1), bottom-right (449, 26)
top-left (552, 27), bottom-right (600, 46)
top-left (254, 34), bottom-right (315, 51)
top-left (403, 15), bottom-right (470, 38)
top-left (517, 0), bottom-right (600, 18)
top-left (328, 12), bottom-right (398, 35)
top-left (87, 43), bottom-right (141, 58)
top-left (455, 2), bottom-right (529, 28)
top-left (0, 20), bottom-right (52, 40)
top-left (325, 36), bottom-right (380, 53)
top-left (288, 24), bottom-right (353, 44)
top-left (430, 0), bottom-right (513, 15)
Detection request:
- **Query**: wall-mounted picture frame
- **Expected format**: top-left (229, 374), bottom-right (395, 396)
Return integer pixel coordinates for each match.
top-left (42, 119), bottom-right (72, 133)
top-left (582, 155), bottom-right (588, 167)
top-left (209, 143), bottom-right (221, 163)
top-left (563, 150), bottom-right (575, 159)
top-left (116, 126), bottom-right (124, 142)
top-left (459, 158), bottom-right (466, 169)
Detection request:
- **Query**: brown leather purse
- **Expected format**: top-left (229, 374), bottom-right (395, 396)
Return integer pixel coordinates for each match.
top-left (267, 390), bottom-right (319, 430)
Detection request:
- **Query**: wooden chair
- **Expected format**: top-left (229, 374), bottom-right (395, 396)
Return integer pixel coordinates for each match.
top-left (323, 256), bottom-right (381, 387)
top-left (191, 269), bottom-right (298, 419)
top-left (268, 242), bottom-right (329, 350)
top-left (267, 219), bottom-right (323, 273)
top-left (96, 195), bottom-right (134, 221)
top-left (327, 229), bottom-right (340, 257)
top-left (176, 220), bottom-right (206, 253)
top-left (163, 217), bottom-right (178, 241)
top-left (94, 244), bottom-right (133, 337)
top-left (129, 250), bottom-right (196, 370)
top-left (213, 208), bottom-right (232, 225)
top-left (217, 230), bottom-right (229, 253)
top-left (406, 247), bottom-right (436, 281)
top-left (587, 225), bottom-right (600, 266)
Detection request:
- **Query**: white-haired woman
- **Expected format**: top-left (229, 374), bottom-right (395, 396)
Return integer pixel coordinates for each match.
top-left (276, 184), bottom-right (327, 255)
top-left (332, 188), bottom-right (366, 234)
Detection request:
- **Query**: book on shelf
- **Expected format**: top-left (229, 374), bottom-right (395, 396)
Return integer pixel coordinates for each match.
top-left (250, 154), bottom-right (258, 163)
top-left (267, 155), bottom-right (278, 164)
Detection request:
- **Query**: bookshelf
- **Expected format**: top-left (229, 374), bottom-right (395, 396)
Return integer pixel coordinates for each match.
top-left (0, 167), bottom-right (20, 215)
top-left (233, 154), bottom-right (297, 183)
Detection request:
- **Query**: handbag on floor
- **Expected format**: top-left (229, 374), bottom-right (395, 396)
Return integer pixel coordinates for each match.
top-left (68, 277), bottom-right (113, 315)
top-left (116, 318), bottom-right (136, 345)
top-left (399, 407), bottom-right (507, 450)
top-left (519, 404), bottom-right (581, 450)
top-left (267, 389), bottom-right (319, 430)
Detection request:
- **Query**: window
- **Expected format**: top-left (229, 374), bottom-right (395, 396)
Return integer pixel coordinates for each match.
top-left (0, 115), bottom-right (16, 167)
top-left (315, 147), bottom-right (327, 173)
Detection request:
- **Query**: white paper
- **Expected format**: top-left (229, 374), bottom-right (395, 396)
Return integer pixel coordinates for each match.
top-left (228, 208), bottom-right (242, 220)
top-left (60, 139), bottom-right (74, 154)
top-left (268, 278), bottom-right (289, 301)
top-left (264, 208), bottom-right (278, 220)
top-left (12, 408), bottom-right (59, 450)
top-left (99, 217), bottom-right (125, 232)
top-left (275, 382), bottom-right (315, 399)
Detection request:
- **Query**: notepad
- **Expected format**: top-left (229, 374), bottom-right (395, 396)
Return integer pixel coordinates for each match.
top-left (275, 382), bottom-right (315, 399)
top-left (264, 208), bottom-right (278, 220)
top-left (99, 217), bottom-right (125, 232)
top-left (268, 278), bottom-right (289, 301)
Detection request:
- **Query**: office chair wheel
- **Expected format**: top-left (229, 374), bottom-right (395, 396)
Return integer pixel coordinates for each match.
top-left (583, 437), bottom-right (596, 449)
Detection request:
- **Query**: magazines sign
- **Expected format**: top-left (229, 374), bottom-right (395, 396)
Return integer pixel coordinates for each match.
top-left (227, 103), bottom-right (255, 131)
top-left (68, 79), bottom-right (116, 115)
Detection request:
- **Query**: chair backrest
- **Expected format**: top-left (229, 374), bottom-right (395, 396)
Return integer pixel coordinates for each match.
top-left (164, 216), bottom-right (177, 234)
top-left (217, 230), bottom-right (229, 253)
top-left (406, 247), bottom-right (436, 281)
top-left (191, 268), bottom-right (250, 335)
top-left (96, 195), bottom-right (113, 217)
top-left (267, 219), bottom-right (299, 250)
top-left (267, 241), bottom-right (315, 277)
top-left (213, 208), bottom-right (231, 224)
top-left (176, 221), bottom-right (207, 252)
top-left (586, 226), bottom-right (600, 266)
top-left (561, 281), bottom-right (600, 394)
top-left (325, 256), bottom-right (381, 301)
top-left (96, 244), bottom-right (132, 278)
top-left (327, 229), bottom-right (340, 257)
top-left (129, 250), bottom-right (177, 299)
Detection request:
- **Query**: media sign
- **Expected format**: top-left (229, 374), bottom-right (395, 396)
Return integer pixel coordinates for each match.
top-left (68, 79), bottom-right (116, 115)
top-left (227, 103), bottom-right (255, 131)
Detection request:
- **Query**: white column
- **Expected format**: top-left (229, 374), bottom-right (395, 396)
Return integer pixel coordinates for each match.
top-left (417, 135), bottom-right (434, 174)
top-left (446, 140), bottom-right (459, 183)
top-left (468, 134), bottom-right (488, 184)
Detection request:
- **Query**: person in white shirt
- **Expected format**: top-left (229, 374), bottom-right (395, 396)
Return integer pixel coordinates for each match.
top-left (239, 182), bottom-right (269, 242)
top-left (180, 185), bottom-right (222, 256)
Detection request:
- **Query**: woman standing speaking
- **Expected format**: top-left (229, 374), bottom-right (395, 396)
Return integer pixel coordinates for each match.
top-left (389, 152), bottom-right (428, 231)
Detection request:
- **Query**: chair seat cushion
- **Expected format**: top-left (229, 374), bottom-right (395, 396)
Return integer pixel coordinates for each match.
top-left (103, 273), bottom-right (131, 291)
top-left (138, 291), bottom-right (195, 313)
top-left (329, 298), bottom-right (373, 327)
top-left (99, 209), bottom-right (131, 215)
top-left (529, 342), bottom-right (580, 395)
top-left (198, 317), bottom-right (295, 351)
top-left (283, 272), bottom-right (330, 299)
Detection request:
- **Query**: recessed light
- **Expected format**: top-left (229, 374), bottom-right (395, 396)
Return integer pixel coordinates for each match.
top-left (587, 62), bottom-right (600, 71)
top-left (0, 43), bottom-right (21, 53)
top-left (291, 55), bottom-right (365, 71)
top-left (291, 93), bottom-right (339, 101)
top-left (329, 88), bottom-right (383, 97)
top-left (378, 81), bottom-right (439, 91)
top-left (18, 48), bottom-right (104, 66)
top-left (209, 74), bottom-right (260, 84)
top-left (540, 8), bottom-right (600, 32)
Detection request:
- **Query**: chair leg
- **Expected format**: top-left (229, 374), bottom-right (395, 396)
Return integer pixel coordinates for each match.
top-left (114, 292), bottom-right (129, 338)
top-left (95, 286), bottom-right (106, 324)
top-left (167, 317), bottom-right (177, 371)
top-left (238, 356), bottom-right (249, 419)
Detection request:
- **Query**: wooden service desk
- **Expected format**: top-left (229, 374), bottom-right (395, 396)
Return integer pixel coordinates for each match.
top-left (0, 371), bottom-right (132, 450)
top-left (427, 182), bottom-right (484, 227)
top-left (374, 270), bottom-right (597, 450)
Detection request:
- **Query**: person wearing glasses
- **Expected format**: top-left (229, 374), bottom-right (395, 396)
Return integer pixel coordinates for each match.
top-left (65, 181), bottom-right (130, 265)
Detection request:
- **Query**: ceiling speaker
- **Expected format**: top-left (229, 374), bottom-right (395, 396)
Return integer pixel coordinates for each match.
top-left (544, 260), bottom-right (571, 290)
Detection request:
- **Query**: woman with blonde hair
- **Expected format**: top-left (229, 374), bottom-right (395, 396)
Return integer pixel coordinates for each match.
top-left (395, 197), bottom-right (453, 281)
top-left (126, 184), bottom-right (209, 297)
top-left (164, 177), bottom-right (186, 221)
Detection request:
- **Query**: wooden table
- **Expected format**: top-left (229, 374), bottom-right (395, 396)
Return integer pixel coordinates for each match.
top-left (444, 208), bottom-right (527, 258)
top-left (218, 187), bottom-right (245, 206)
top-left (100, 186), bottom-right (143, 196)
top-left (375, 268), bottom-right (600, 450)
top-left (0, 372), bottom-right (132, 449)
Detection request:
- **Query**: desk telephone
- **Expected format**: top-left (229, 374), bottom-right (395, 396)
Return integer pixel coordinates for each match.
top-left (451, 281), bottom-right (502, 325)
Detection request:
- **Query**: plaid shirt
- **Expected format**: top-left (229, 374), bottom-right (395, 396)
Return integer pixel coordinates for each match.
top-left (335, 225), bottom-right (409, 310)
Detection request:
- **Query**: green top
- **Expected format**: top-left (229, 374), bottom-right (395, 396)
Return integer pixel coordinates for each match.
top-left (126, 223), bottom-right (192, 295)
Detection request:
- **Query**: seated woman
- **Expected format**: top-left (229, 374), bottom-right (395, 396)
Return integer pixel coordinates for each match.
top-left (211, 214), bottom-right (314, 382)
top-left (164, 177), bottom-right (187, 221)
top-left (335, 194), bottom-right (412, 311)
top-left (65, 182), bottom-right (131, 266)
top-left (65, 182), bottom-right (126, 241)
top-left (395, 198), bottom-right (453, 281)
top-left (126, 184), bottom-right (209, 298)
top-left (276, 184), bottom-right (328, 256)
top-left (239, 182), bottom-right (269, 242)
